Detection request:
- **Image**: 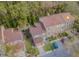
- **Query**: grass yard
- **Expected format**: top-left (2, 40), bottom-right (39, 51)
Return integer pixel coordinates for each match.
top-left (24, 35), bottom-right (39, 56)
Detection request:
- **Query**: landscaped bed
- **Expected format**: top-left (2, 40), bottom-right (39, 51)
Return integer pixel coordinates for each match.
top-left (43, 35), bottom-right (60, 52)
top-left (5, 44), bottom-right (15, 56)
top-left (58, 32), bottom-right (69, 37)
top-left (43, 42), bottom-right (54, 52)
top-left (48, 36), bottom-right (57, 42)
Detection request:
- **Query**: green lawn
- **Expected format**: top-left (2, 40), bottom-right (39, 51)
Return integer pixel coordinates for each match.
top-left (24, 36), bottom-right (39, 56)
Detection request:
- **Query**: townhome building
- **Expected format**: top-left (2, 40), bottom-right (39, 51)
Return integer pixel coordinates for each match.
top-left (29, 12), bottom-right (75, 47)
top-left (0, 26), bottom-right (26, 57)
top-left (39, 13), bottom-right (75, 37)
top-left (29, 23), bottom-right (46, 47)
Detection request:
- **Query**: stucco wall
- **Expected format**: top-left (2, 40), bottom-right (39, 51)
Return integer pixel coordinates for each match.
top-left (46, 21), bottom-right (74, 37)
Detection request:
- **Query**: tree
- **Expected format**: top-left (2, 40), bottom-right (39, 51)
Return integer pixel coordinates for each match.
top-left (73, 20), bottom-right (79, 32)
top-left (64, 2), bottom-right (79, 16)
top-left (0, 2), bottom-right (66, 28)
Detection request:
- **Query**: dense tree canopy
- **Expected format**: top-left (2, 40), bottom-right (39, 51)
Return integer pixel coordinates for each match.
top-left (0, 1), bottom-right (66, 28)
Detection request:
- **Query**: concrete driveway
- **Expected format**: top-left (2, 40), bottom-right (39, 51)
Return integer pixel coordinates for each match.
top-left (37, 47), bottom-right (47, 56)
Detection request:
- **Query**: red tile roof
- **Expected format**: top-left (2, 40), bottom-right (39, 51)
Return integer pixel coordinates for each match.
top-left (39, 13), bottom-right (75, 27)
top-left (0, 28), bottom-right (2, 39)
top-left (4, 28), bottom-right (23, 43)
top-left (0, 27), bottom-right (23, 44)
top-left (0, 27), bottom-right (25, 54)
top-left (29, 22), bottom-right (45, 38)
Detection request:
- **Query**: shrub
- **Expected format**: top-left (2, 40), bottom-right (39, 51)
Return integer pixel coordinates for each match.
top-left (58, 32), bottom-right (68, 37)
top-left (5, 44), bottom-right (15, 56)
top-left (48, 36), bottom-right (57, 42)
top-left (43, 42), bottom-right (52, 51)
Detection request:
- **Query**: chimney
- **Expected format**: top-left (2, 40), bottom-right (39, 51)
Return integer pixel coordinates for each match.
top-left (11, 28), bottom-right (14, 32)
top-left (1, 25), bottom-right (5, 42)
top-left (47, 12), bottom-right (50, 16)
